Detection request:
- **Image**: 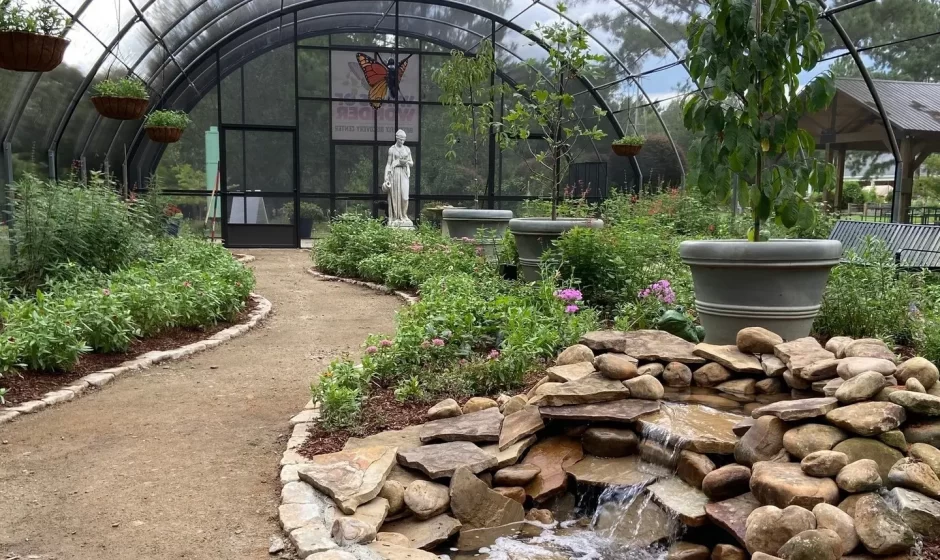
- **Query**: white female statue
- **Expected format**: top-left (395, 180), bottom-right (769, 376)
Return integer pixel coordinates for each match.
top-left (382, 129), bottom-right (415, 229)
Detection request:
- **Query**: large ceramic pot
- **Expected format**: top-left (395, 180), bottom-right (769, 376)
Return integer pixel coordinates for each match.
top-left (443, 208), bottom-right (513, 261)
top-left (299, 217), bottom-right (314, 239)
top-left (679, 239), bottom-right (842, 344)
top-left (509, 217), bottom-right (604, 281)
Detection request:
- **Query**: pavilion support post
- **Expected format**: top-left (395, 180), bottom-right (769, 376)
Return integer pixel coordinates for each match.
top-left (835, 146), bottom-right (846, 211)
top-left (898, 136), bottom-right (915, 223)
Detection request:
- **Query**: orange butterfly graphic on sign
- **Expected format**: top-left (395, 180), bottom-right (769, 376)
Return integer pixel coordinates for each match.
top-left (355, 52), bottom-right (412, 109)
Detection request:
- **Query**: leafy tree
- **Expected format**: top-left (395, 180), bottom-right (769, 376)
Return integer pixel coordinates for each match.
top-left (683, 0), bottom-right (836, 239)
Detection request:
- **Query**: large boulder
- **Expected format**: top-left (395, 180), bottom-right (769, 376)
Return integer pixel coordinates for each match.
top-left (735, 416), bottom-right (788, 467)
top-left (623, 375), bottom-right (665, 400)
top-left (744, 505), bottom-right (816, 556)
top-left (703, 464), bottom-right (752, 501)
top-left (449, 467), bottom-right (524, 531)
top-left (887, 486), bottom-right (940, 539)
top-left (837, 357), bottom-right (897, 379)
top-left (776, 529), bottom-right (842, 560)
top-left (666, 542), bottom-right (710, 560)
top-left (404, 481), bottom-right (450, 520)
top-left (581, 426), bottom-right (638, 458)
top-left (800, 450), bottom-right (848, 478)
top-left (782, 424), bottom-right (849, 459)
top-left (842, 338), bottom-right (895, 361)
top-left (853, 493), bottom-right (915, 555)
top-left (889, 390), bottom-right (940, 416)
top-left (896, 357), bottom-right (939, 390)
top-left (812, 503), bottom-right (858, 554)
top-left (556, 343), bottom-right (594, 365)
top-left (693, 362), bottom-right (733, 387)
top-left (593, 353), bottom-right (638, 380)
top-left (427, 398), bottom-right (462, 420)
top-left (904, 419), bottom-right (940, 447)
top-left (836, 459), bottom-right (883, 493)
top-left (647, 476), bottom-right (710, 527)
top-left (825, 336), bottom-right (854, 357)
top-left (834, 371), bottom-right (887, 404)
top-left (750, 461), bottom-right (839, 509)
top-left (761, 354), bottom-right (788, 377)
top-left (909, 443), bottom-right (940, 477)
top-left (663, 361), bottom-right (693, 387)
top-left (832, 438), bottom-right (904, 481)
top-left (888, 457), bottom-right (940, 498)
top-left (737, 327), bottom-right (784, 355)
top-left (825, 402), bottom-right (906, 437)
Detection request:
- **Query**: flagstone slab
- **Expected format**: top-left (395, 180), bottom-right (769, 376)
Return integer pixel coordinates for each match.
top-left (523, 436), bottom-right (584, 503)
top-left (499, 405), bottom-right (543, 450)
top-left (546, 361), bottom-right (596, 383)
top-left (750, 397), bottom-right (839, 421)
top-left (538, 399), bottom-right (660, 423)
top-left (705, 492), bottom-right (762, 547)
top-left (419, 407), bottom-right (503, 444)
top-left (397, 441), bottom-right (497, 479)
top-left (565, 455), bottom-right (667, 488)
top-left (636, 404), bottom-right (744, 454)
top-left (693, 344), bottom-right (763, 373)
top-left (297, 446), bottom-right (397, 515)
top-left (527, 372), bottom-right (629, 407)
top-left (481, 435), bottom-right (537, 469)
top-left (380, 514), bottom-right (462, 550)
top-left (647, 476), bottom-right (710, 527)
top-left (620, 330), bottom-right (707, 364)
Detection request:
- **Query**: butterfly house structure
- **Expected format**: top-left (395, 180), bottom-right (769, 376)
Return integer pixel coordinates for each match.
top-left (0, 0), bottom-right (919, 248)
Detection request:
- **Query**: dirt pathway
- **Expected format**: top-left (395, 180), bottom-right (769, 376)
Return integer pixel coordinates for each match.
top-left (0, 250), bottom-right (401, 560)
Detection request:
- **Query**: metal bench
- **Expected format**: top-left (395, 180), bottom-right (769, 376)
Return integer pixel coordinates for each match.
top-left (828, 220), bottom-right (940, 271)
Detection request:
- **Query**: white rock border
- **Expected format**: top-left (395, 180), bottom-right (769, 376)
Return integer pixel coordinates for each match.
top-left (307, 268), bottom-right (419, 306)
top-left (0, 293), bottom-right (273, 426)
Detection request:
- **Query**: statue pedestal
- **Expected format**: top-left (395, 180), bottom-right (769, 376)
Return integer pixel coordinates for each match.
top-left (388, 218), bottom-right (415, 230)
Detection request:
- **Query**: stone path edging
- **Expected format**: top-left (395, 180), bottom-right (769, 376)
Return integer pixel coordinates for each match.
top-left (0, 293), bottom-right (273, 426)
top-left (307, 268), bottom-right (419, 305)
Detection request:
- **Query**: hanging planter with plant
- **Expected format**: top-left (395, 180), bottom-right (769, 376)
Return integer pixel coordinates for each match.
top-left (611, 134), bottom-right (645, 157)
top-left (0, 0), bottom-right (71, 73)
top-left (144, 110), bottom-right (192, 144)
top-left (91, 77), bottom-right (150, 120)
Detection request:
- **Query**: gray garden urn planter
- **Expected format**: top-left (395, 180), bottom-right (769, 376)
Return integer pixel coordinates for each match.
top-left (679, 239), bottom-right (842, 344)
top-left (509, 217), bottom-right (605, 281)
top-left (442, 208), bottom-right (513, 261)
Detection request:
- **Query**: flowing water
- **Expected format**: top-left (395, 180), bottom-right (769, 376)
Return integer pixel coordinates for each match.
top-left (444, 405), bottom-right (699, 560)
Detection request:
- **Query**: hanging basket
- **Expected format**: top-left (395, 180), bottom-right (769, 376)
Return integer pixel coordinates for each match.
top-left (612, 143), bottom-right (643, 157)
top-left (91, 96), bottom-right (149, 120)
top-left (0, 31), bottom-right (69, 73)
top-left (146, 126), bottom-right (184, 144)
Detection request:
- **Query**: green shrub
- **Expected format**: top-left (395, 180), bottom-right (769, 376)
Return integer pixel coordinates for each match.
top-left (310, 358), bottom-right (370, 429)
top-left (813, 238), bottom-right (925, 345)
top-left (8, 173), bottom-right (155, 292)
top-left (0, 292), bottom-right (88, 372)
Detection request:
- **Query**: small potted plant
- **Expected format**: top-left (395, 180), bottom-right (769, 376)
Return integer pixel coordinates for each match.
top-left (611, 134), bottom-right (645, 157)
top-left (679, 0), bottom-right (841, 343)
top-left (144, 110), bottom-right (192, 144)
top-left (299, 201), bottom-right (325, 238)
top-left (0, 0), bottom-right (70, 73)
top-left (91, 77), bottom-right (149, 120)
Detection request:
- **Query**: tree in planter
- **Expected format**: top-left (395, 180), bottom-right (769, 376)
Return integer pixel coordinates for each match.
top-left (494, 2), bottom-right (608, 220)
top-left (433, 40), bottom-right (508, 201)
top-left (683, 0), bottom-right (837, 240)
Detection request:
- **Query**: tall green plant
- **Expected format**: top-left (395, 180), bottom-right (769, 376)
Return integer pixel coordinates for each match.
top-left (683, 0), bottom-right (836, 240)
top-left (434, 40), bottom-right (507, 198)
top-left (494, 2), bottom-right (607, 220)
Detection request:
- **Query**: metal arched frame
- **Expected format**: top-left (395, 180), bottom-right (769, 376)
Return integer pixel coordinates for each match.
top-left (120, 0), bottom-right (644, 188)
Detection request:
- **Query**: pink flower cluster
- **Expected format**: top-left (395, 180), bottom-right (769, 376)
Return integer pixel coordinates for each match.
top-left (409, 242), bottom-right (424, 252)
top-left (366, 345), bottom-right (378, 354)
top-left (565, 305), bottom-right (580, 314)
top-left (554, 288), bottom-right (583, 302)
top-left (638, 279), bottom-right (676, 304)
top-left (488, 349), bottom-right (500, 360)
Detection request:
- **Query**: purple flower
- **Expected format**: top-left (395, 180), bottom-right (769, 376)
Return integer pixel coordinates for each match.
top-left (565, 304), bottom-right (580, 314)
top-left (638, 279), bottom-right (676, 305)
top-left (379, 339), bottom-right (393, 347)
top-left (432, 338), bottom-right (445, 347)
top-left (365, 345), bottom-right (378, 355)
top-left (488, 349), bottom-right (500, 360)
top-left (554, 288), bottom-right (583, 302)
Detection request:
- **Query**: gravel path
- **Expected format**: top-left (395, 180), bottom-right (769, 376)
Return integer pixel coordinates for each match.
top-left (0, 250), bottom-right (401, 560)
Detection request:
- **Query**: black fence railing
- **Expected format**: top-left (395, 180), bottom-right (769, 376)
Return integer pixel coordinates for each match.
top-left (842, 204), bottom-right (940, 224)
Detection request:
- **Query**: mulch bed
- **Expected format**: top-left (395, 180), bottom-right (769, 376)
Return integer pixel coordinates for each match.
top-left (298, 369), bottom-right (546, 457)
top-left (924, 540), bottom-right (940, 560)
top-left (0, 299), bottom-right (258, 405)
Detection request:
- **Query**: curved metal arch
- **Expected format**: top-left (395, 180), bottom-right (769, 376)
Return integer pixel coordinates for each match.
top-left (124, 0), bottom-right (632, 179)
top-left (810, 0), bottom-right (904, 221)
top-left (101, 9), bottom-right (561, 165)
top-left (536, 1), bottom-right (685, 181)
top-left (132, 25), bottom-right (619, 185)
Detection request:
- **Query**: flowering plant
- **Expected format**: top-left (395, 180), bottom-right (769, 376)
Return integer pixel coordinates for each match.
top-left (638, 279), bottom-right (676, 304)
